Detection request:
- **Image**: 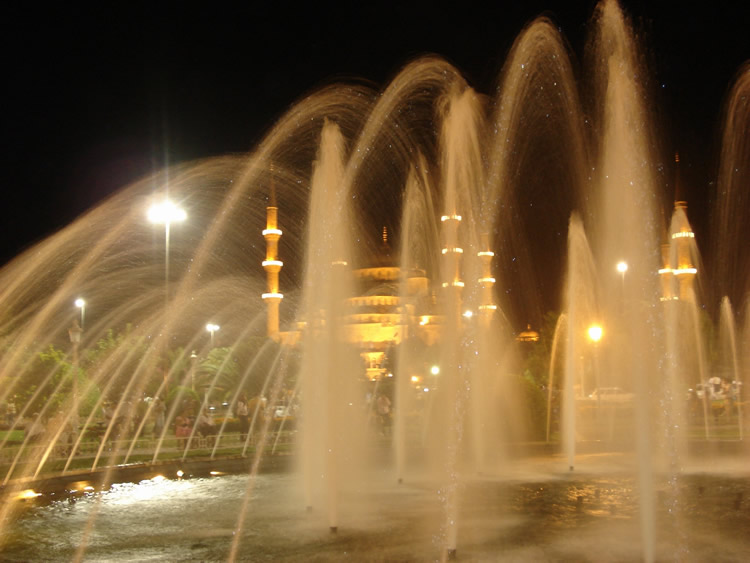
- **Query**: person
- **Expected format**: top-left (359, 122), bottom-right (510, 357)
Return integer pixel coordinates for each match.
top-left (376, 394), bottom-right (392, 436)
top-left (236, 393), bottom-right (249, 441)
top-left (196, 407), bottom-right (216, 446)
top-left (175, 410), bottom-right (192, 450)
top-left (26, 414), bottom-right (46, 443)
top-left (152, 397), bottom-right (166, 439)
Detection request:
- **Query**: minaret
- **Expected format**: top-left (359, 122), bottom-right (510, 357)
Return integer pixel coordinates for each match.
top-left (440, 212), bottom-right (464, 319)
top-left (262, 183), bottom-right (283, 339)
top-left (659, 153), bottom-right (697, 303)
top-left (477, 232), bottom-right (497, 328)
top-left (672, 200), bottom-right (697, 302)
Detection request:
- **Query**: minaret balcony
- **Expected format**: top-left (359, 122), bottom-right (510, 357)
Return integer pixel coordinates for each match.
top-left (262, 260), bottom-right (284, 272)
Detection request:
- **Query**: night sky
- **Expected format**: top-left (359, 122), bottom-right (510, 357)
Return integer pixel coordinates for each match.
top-left (3, 1), bottom-right (748, 316)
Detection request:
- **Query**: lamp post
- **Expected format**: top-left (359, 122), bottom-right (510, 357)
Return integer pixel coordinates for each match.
top-left (616, 260), bottom-right (628, 297)
top-left (616, 260), bottom-right (628, 279)
top-left (190, 350), bottom-right (198, 392)
top-left (74, 298), bottom-right (86, 329)
top-left (147, 199), bottom-right (187, 296)
top-left (206, 323), bottom-right (220, 346)
top-left (68, 321), bottom-right (83, 430)
top-left (587, 324), bottom-right (603, 399)
top-left (148, 199), bottom-right (186, 390)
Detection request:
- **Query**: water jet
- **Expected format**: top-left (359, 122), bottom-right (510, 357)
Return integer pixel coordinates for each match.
top-left (0, 1), bottom-right (748, 561)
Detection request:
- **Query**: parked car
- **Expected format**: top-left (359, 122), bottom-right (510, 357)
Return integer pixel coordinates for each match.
top-left (272, 405), bottom-right (294, 422)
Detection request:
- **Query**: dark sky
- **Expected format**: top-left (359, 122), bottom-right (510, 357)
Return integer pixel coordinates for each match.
top-left (3, 1), bottom-right (748, 278)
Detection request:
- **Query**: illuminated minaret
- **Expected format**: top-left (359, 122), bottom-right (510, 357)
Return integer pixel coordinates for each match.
top-left (262, 184), bottom-right (284, 339)
top-left (672, 200), bottom-right (697, 302)
top-left (441, 212), bottom-right (464, 318)
top-left (659, 153), bottom-right (697, 302)
top-left (477, 232), bottom-right (497, 328)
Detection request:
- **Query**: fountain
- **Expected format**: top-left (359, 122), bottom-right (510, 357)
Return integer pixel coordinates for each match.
top-left (1, 1), bottom-right (749, 561)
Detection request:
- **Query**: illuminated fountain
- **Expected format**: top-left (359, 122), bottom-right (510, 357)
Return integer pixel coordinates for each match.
top-left (1, 1), bottom-right (749, 561)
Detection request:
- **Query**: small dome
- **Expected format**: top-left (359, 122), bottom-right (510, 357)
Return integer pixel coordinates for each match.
top-left (517, 324), bottom-right (539, 342)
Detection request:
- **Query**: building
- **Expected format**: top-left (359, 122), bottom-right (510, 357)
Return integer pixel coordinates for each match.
top-left (261, 194), bottom-right (497, 380)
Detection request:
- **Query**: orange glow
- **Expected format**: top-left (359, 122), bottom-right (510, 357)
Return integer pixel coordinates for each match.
top-left (587, 325), bottom-right (603, 343)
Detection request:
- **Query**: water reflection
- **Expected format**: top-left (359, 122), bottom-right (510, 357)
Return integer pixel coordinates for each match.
top-left (3, 469), bottom-right (749, 561)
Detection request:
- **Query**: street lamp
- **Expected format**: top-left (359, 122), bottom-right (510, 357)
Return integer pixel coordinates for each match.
top-left (148, 199), bottom-right (186, 393)
top-left (587, 324), bottom-right (603, 399)
top-left (616, 261), bottom-right (628, 294)
top-left (74, 297), bottom-right (86, 329)
top-left (587, 324), bottom-right (603, 343)
top-left (206, 323), bottom-right (220, 346)
top-left (148, 199), bottom-right (187, 294)
top-left (68, 321), bottom-right (83, 429)
top-left (190, 350), bottom-right (198, 391)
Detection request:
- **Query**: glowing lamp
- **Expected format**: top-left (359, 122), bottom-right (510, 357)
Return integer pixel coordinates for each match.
top-left (587, 325), bottom-right (603, 343)
top-left (147, 200), bottom-right (186, 225)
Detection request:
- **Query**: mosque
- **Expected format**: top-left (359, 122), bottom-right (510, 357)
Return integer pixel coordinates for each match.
top-left (259, 152), bottom-right (696, 382)
top-left (260, 191), bottom-right (497, 381)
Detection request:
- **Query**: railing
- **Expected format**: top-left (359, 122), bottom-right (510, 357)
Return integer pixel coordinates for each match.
top-left (0, 431), bottom-right (296, 478)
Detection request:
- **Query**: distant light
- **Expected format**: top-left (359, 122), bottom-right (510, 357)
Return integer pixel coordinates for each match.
top-left (176, 470), bottom-right (184, 478)
top-left (463, 310), bottom-right (473, 319)
top-left (206, 323), bottom-right (220, 333)
top-left (147, 200), bottom-right (186, 225)
top-left (477, 251), bottom-right (495, 257)
top-left (587, 325), bottom-right (603, 343)
top-left (262, 260), bottom-right (284, 267)
top-left (331, 260), bottom-right (349, 266)
top-left (478, 277), bottom-right (496, 283)
top-left (17, 489), bottom-right (41, 500)
top-left (387, 372), bottom-right (393, 378)
top-left (671, 231), bottom-right (694, 239)
top-left (479, 304), bottom-right (497, 310)
top-left (411, 375), bottom-right (420, 383)
top-left (262, 292), bottom-right (284, 300)
top-left (262, 228), bottom-right (282, 236)
top-left (616, 261), bottom-right (628, 274)
top-left (74, 298), bottom-right (85, 308)
top-left (423, 387), bottom-right (430, 393)
top-left (430, 365), bottom-right (440, 376)
top-left (419, 316), bottom-right (429, 326)
top-left (441, 247), bottom-right (464, 254)
top-left (440, 214), bottom-right (462, 222)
